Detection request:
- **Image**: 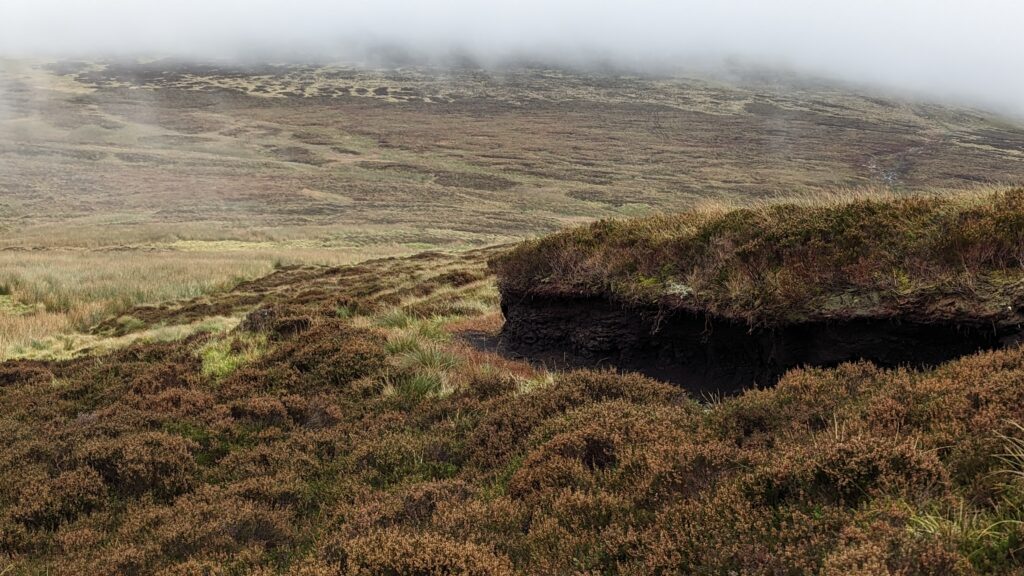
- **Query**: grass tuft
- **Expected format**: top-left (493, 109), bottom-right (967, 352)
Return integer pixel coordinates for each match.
top-left (200, 334), bottom-right (268, 381)
top-left (401, 345), bottom-right (461, 373)
top-left (377, 308), bottom-right (414, 329)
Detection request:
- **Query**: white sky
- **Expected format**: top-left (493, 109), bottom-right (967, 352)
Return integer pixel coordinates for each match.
top-left (1, 0), bottom-right (1022, 114)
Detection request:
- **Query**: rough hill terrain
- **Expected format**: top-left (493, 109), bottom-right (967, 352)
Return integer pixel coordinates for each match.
top-left (4, 59), bottom-right (1024, 252)
top-left (495, 189), bottom-right (1024, 391)
top-left (3, 58), bottom-right (1024, 357)
top-left (3, 194), bottom-right (1024, 574)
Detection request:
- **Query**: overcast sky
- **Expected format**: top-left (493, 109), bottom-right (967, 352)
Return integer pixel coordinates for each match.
top-left (1, 0), bottom-right (1022, 114)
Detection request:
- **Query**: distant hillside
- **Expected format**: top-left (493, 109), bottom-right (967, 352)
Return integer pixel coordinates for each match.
top-left (6, 58), bottom-right (1022, 356)
top-left (2, 59), bottom-right (1023, 252)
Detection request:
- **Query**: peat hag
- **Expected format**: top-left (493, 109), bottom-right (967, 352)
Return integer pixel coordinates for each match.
top-left (501, 294), bottom-right (1024, 395)
top-left (493, 192), bottom-right (1024, 394)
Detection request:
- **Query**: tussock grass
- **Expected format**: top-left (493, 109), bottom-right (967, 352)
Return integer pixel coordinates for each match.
top-left (384, 333), bottom-right (424, 355)
top-left (494, 188), bottom-right (1024, 325)
top-left (0, 251), bottom-right (270, 321)
top-left (0, 245), bottom-right (419, 358)
top-left (385, 370), bottom-right (445, 399)
top-left (0, 251), bottom-right (272, 356)
top-left (379, 314), bottom-right (465, 400)
top-left (908, 421), bottom-right (1024, 568)
top-left (4, 316), bottom-right (238, 361)
top-left (401, 345), bottom-right (461, 373)
top-left (0, 309), bottom-right (70, 360)
top-left (376, 308), bottom-right (414, 329)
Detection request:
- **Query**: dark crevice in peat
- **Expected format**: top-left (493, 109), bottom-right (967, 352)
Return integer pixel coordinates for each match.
top-left (500, 295), bottom-right (1024, 396)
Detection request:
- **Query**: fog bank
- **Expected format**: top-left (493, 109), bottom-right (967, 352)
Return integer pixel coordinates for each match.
top-left (1, 0), bottom-right (1022, 114)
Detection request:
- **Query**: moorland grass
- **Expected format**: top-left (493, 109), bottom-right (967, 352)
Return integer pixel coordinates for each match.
top-left (494, 188), bottom-right (1024, 326)
top-left (0, 246), bottom-right (405, 360)
top-left (0, 251), bottom-right (272, 359)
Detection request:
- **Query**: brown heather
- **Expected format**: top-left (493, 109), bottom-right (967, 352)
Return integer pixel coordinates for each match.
top-left (2, 210), bottom-right (1024, 574)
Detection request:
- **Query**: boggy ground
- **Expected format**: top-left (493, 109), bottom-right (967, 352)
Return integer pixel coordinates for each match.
top-left (4, 205), bottom-right (1024, 573)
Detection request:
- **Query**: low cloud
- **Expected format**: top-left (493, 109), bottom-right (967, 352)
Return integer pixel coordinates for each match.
top-left (1, 0), bottom-right (1022, 114)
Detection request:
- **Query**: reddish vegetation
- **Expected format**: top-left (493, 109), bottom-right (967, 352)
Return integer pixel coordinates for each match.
top-left (2, 233), bottom-right (1024, 573)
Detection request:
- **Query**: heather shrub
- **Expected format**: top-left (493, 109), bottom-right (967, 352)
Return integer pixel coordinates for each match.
top-left (943, 189), bottom-right (1024, 270)
top-left (219, 363), bottom-right (303, 398)
top-left (469, 369), bottom-right (689, 469)
top-left (130, 360), bottom-right (201, 395)
top-left (95, 486), bottom-right (293, 573)
top-left (352, 429), bottom-right (462, 488)
top-left (509, 400), bottom-right (697, 499)
top-left (215, 443), bottom-right (316, 482)
top-left (0, 360), bottom-right (53, 387)
top-left (822, 504), bottom-right (974, 576)
top-left (424, 496), bottom-right (531, 558)
top-left (432, 270), bottom-right (485, 288)
top-left (226, 470), bottom-right (308, 509)
top-left (328, 529), bottom-right (515, 576)
top-left (747, 434), bottom-right (949, 507)
top-left (230, 396), bottom-right (292, 428)
top-left (76, 431), bottom-right (198, 500)
top-left (266, 321), bottom-right (387, 391)
top-left (135, 387), bottom-right (216, 419)
top-left (634, 485), bottom-right (843, 575)
top-left (239, 304), bottom-right (313, 340)
top-left (11, 467), bottom-right (106, 530)
top-left (279, 394), bottom-right (343, 429)
top-left (341, 480), bottom-right (475, 534)
top-left (526, 489), bottom-right (651, 573)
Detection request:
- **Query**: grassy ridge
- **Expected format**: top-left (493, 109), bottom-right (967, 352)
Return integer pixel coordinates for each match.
top-left (2, 246), bottom-right (1024, 573)
top-left (495, 189), bottom-right (1024, 325)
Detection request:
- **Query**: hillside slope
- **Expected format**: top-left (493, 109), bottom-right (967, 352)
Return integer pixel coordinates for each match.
top-left (3, 195), bottom-right (1024, 574)
top-left (3, 58), bottom-right (1024, 357)
top-left (4, 59), bottom-right (1024, 252)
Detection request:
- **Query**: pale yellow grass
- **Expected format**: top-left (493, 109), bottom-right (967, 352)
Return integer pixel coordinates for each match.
top-left (0, 309), bottom-right (70, 361)
top-left (6, 316), bottom-right (240, 362)
top-left (0, 250), bottom-right (272, 321)
top-left (0, 247), bottom-right (401, 359)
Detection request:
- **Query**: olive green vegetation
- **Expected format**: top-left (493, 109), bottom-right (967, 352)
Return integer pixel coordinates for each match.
top-left (495, 188), bottom-right (1024, 326)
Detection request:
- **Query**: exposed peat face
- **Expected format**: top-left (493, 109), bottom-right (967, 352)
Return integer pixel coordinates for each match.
top-left (500, 295), bottom-right (1024, 396)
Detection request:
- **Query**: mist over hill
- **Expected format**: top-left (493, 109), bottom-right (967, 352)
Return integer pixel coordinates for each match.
top-left (1, 0), bottom-right (1023, 115)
